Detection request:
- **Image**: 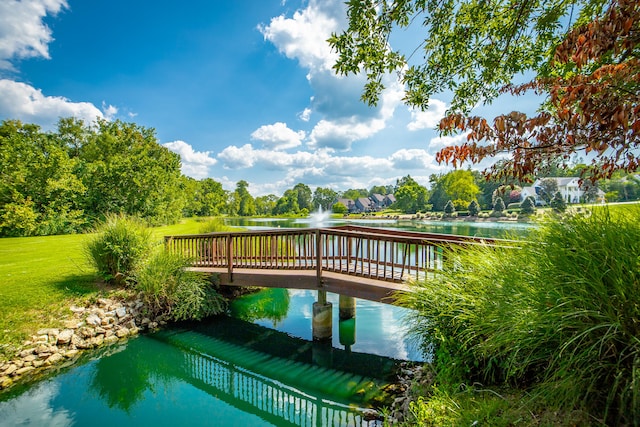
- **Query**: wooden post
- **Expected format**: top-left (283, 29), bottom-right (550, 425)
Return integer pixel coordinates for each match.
top-left (315, 229), bottom-right (322, 287)
top-left (227, 236), bottom-right (234, 282)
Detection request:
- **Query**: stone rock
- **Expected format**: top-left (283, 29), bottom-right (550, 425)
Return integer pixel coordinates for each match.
top-left (104, 329), bottom-right (115, 338)
top-left (32, 360), bottom-right (44, 368)
top-left (63, 320), bottom-right (82, 329)
top-left (18, 348), bottom-right (35, 358)
top-left (12, 359), bottom-right (24, 369)
top-left (85, 313), bottom-right (101, 326)
top-left (149, 321), bottom-right (158, 329)
top-left (115, 327), bottom-right (129, 338)
top-left (90, 335), bottom-right (104, 347)
top-left (0, 376), bottom-right (13, 389)
top-left (71, 335), bottom-right (91, 350)
top-left (37, 328), bottom-right (60, 337)
top-left (69, 305), bottom-right (85, 314)
top-left (23, 355), bottom-right (37, 363)
top-left (46, 353), bottom-right (63, 365)
top-left (129, 326), bottom-right (140, 336)
top-left (3, 364), bottom-right (17, 376)
top-left (115, 307), bottom-right (127, 318)
top-left (64, 350), bottom-right (80, 359)
top-left (104, 335), bottom-right (119, 345)
top-left (78, 327), bottom-right (96, 339)
top-left (95, 326), bottom-right (106, 335)
top-left (57, 329), bottom-right (74, 345)
top-left (15, 366), bottom-right (35, 376)
top-left (97, 298), bottom-right (110, 307)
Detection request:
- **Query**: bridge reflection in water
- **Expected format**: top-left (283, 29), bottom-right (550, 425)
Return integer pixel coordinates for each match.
top-left (153, 317), bottom-right (397, 426)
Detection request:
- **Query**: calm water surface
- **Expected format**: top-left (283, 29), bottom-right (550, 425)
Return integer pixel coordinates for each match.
top-left (0, 290), bottom-right (421, 426)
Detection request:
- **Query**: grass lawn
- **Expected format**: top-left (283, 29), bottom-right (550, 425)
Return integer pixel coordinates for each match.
top-left (0, 218), bottom-right (206, 361)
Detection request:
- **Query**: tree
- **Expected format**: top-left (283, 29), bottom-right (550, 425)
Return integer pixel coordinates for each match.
top-left (538, 178), bottom-right (559, 204)
top-left (255, 194), bottom-right (278, 215)
top-left (292, 183), bottom-right (313, 212)
top-left (312, 187), bottom-right (338, 211)
top-left (493, 197), bottom-right (506, 214)
top-left (331, 0), bottom-right (639, 182)
top-left (521, 196), bottom-right (536, 215)
top-left (273, 189), bottom-right (300, 215)
top-left (332, 202), bottom-right (348, 214)
top-left (234, 180), bottom-right (256, 216)
top-left (429, 170), bottom-right (479, 211)
top-left (368, 185), bottom-right (392, 196)
top-left (551, 191), bottom-right (568, 212)
top-left (394, 175), bottom-right (429, 213)
top-left (467, 200), bottom-right (480, 217)
top-left (443, 200), bottom-right (455, 217)
top-left (493, 185), bottom-right (523, 206)
top-left (341, 188), bottom-right (368, 200)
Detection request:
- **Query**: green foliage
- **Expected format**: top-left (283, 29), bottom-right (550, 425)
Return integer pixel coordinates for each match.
top-left (492, 196), bottom-right (505, 213)
top-left (85, 214), bottom-right (152, 283)
top-left (198, 218), bottom-right (236, 234)
top-left (520, 196), bottom-right (536, 215)
top-left (134, 250), bottom-right (226, 321)
top-left (443, 200), bottom-right (455, 216)
top-left (332, 202), bottom-right (348, 214)
top-left (398, 209), bottom-right (640, 424)
top-left (394, 175), bottom-right (429, 214)
top-left (312, 187), bottom-right (338, 211)
top-left (467, 200), bottom-right (480, 216)
top-left (329, 0), bottom-right (606, 113)
top-left (550, 191), bottom-right (567, 212)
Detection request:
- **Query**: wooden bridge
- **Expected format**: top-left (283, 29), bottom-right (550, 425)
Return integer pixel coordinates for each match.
top-left (164, 225), bottom-right (504, 303)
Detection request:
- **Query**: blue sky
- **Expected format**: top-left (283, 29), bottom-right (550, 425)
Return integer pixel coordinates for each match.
top-left (0, 0), bottom-right (541, 196)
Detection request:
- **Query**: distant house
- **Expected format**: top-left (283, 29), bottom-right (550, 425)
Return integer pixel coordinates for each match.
top-left (355, 197), bottom-right (374, 212)
top-left (336, 198), bottom-right (357, 213)
top-left (333, 193), bottom-right (396, 213)
top-left (383, 194), bottom-right (396, 207)
top-left (522, 177), bottom-right (605, 204)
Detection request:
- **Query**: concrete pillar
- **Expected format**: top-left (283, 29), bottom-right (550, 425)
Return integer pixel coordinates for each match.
top-left (312, 291), bottom-right (332, 341)
top-left (338, 295), bottom-right (356, 320)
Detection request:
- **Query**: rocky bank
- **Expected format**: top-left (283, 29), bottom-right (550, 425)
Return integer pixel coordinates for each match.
top-left (0, 296), bottom-right (161, 391)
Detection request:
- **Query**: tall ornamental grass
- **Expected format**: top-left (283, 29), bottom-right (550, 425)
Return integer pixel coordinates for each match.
top-left (85, 214), bottom-right (152, 284)
top-left (134, 250), bottom-right (226, 321)
top-left (399, 208), bottom-right (640, 424)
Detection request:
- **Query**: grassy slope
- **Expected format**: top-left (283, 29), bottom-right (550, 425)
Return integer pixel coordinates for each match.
top-left (0, 218), bottom-right (205, 361)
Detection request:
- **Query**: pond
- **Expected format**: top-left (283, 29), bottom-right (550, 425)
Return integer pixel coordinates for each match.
top-left (224, 216), bottom-right (534, 239)
top-left (0, 289), bottom-right (422, 426)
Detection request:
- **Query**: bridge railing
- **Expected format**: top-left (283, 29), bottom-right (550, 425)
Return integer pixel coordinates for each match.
top-left (165, 225), bottom-right (507, 283)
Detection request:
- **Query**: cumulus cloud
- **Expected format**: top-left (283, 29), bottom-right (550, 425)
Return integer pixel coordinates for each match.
top-left (389, 148), bottom-right (436, 169)
top-left (250, 122), bottom-right (305, 150)
top-left (163, 140), bottom-right (217, 179)
top-left (298, 107), bottom-right (311, 122)
top-left (259, 0), bottom-right (341, 72)
top-left (0, 0), bottom-right (68, 70)
top-left (0, 79), bottom-right (104, 127)
top-left (102, 102), bottom-right (118, 120)
top-left (407, 99), bottom-right (447, 131)
top-left (428, 132), bottom-right (470, 150)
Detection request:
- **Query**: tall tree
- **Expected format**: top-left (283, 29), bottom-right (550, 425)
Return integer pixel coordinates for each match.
top-left (312, 187), bottom-right (338, 211)
top-left (394, 175), bottom-right (429, 213)
top-left (292, 183), bottom-right (313, 212)
top-left (234, 180), bottom-right (256, 216)
top-left (331, 0), bottom-right (639, 182)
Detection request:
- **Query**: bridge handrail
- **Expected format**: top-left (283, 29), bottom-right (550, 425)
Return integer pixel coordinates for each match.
top-left (164, 225), bottom-right (518, 283)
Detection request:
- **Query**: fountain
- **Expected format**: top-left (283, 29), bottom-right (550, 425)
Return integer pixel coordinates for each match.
top-left (308, 206), bottom-right (331, 226)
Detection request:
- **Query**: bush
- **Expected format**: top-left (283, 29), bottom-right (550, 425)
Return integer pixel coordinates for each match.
top-left (443, 200), bottom-right (455, 217)
top-left (398, 209), bottom-right (640, 424)
top-left (85, 214), bottom-right (152, 284)
top-left (198, 218), bottom-right (236, 233)
top-left (135, 249), bottom-right (226, 320)
top-left (467, 200), bottom-right (480, 216)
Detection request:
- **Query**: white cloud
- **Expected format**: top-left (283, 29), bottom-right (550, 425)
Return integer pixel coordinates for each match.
top-left (102, 102), bottom-right (118, 120)
top-left (407, 99), bottom-right (447, 131)
top-left (428, 132), bottom-right (470, 150)
top-left (259, 0), bottom-right (341, 73)
top-left (298, 107), bottom-right (311, 122)
top-left (0, 0), bottom-right (67, 70)
top-left (389, 148), bottom-right (436, 169)
top-left (308, 117), bottom-right (386, 150)
top-left (0, 79), bottom-right (103, 127)
top-left (163, 140), bottom-right (217, 180)
top-left (250, 122), bottom-right (305, 150)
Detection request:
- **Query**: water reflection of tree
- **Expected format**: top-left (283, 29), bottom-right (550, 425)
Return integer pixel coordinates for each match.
top-left (230, 288), bottom-right (290, 326)
top-left (89, 339), bottom-right (177, 413)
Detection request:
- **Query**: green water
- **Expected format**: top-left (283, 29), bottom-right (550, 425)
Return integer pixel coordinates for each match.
top-left (0, 290), bottom-right (420, 426)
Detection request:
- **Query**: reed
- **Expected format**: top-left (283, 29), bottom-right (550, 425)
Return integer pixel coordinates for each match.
top-left (399, 207), bottom-right (640, 423)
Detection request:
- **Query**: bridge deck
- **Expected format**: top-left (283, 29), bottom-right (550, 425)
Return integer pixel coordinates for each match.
top-left (190, 267), bottom-right (411, 303)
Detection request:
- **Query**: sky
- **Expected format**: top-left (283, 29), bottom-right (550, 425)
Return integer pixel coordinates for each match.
top-left (0, 0), bottom-right (542, 197)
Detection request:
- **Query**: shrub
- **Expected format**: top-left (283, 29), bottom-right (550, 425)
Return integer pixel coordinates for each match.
top-left (135, 249), bottom-right (226, 320)
top-left (520, 196), bottom-right (536, 215)
top-left (198, 218), bottom-right (235, 233)
top-left (443, 200), bottom-right (455, 217)
top-left (467, 200), bottom-right (480, 216)
top-left (85, 214), bottom-right (152, 284)
top-left (332, 202), bottom-right (348, 214)
top-left (398, 209), bottom-right (640, 424)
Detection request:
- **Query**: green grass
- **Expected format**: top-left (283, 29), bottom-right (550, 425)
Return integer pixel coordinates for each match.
top-left (0, 217), bottom-right (214, 361)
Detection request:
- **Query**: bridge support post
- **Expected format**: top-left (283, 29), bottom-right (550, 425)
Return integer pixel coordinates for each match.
top-left (339, 318), bottom-right (355, 353)
top-left (312, 290), bottom-right (332, 341)
top-left (338, 295), bottom-right (356, 320)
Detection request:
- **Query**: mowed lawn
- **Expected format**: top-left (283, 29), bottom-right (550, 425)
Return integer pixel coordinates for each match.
top-left (0, 218), bottom-right (205, 361)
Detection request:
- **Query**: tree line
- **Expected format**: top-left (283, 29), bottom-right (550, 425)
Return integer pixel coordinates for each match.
top-left (2, 118), bottom-right (638, 237)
